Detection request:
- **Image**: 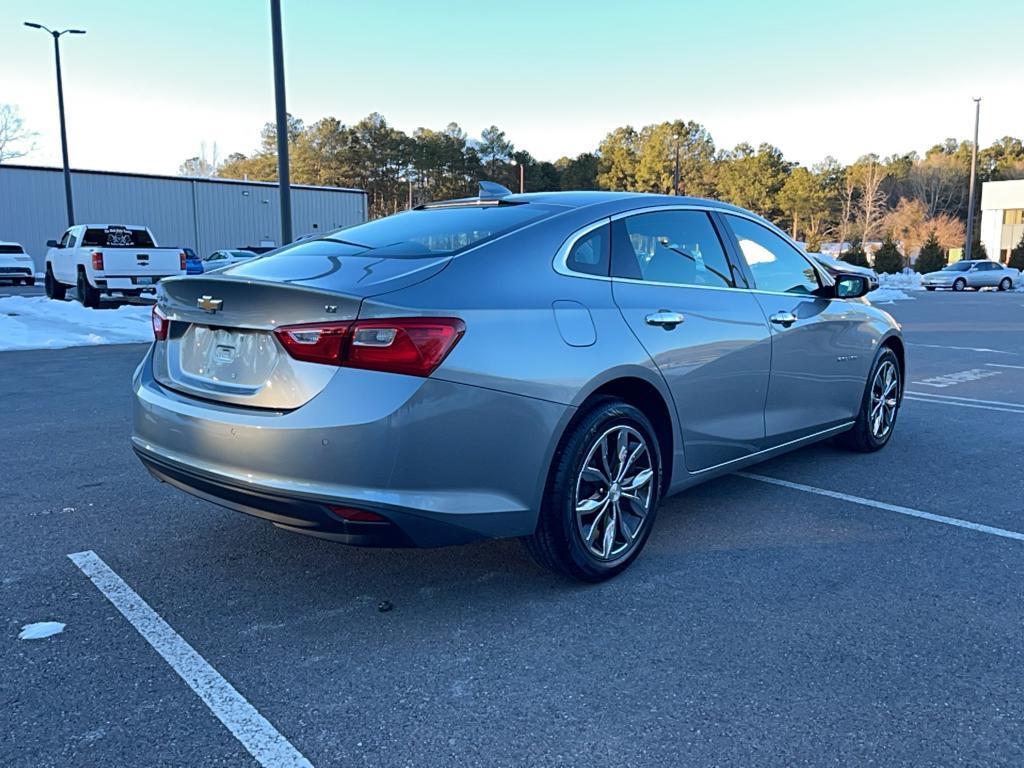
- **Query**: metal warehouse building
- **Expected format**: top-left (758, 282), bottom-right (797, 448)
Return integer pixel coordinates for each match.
top-left (0, 164), bottom-right (368, 271)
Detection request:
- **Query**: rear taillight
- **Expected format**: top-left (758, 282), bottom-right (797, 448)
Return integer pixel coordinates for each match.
top-left (91, 251), bottom-right (104, 270)
top-left (152, 305), bottom-right (169, 341)
top-left (179, 251), bottom-right (187, 270)
top-left (273, 317), bottom-right (465, 377)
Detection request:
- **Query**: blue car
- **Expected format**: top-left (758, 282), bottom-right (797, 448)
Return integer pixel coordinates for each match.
top-left (183, 248), bottom-right (203, 275)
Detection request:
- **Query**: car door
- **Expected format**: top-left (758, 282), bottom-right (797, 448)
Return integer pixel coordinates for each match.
top-left (981, 262), bottom-right (1001, 287)
top-left (609, 208), bottom-right (771, 472)
top-left (721, 214), bottom-right (876, 444)
top-left (54, 228), bottom-right (77, 283)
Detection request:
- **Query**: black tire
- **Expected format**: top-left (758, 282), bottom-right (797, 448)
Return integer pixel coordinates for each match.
top-left (999, 277), bottom-right (1012, 291)
top-left (524, 398), bottom-right (663, 582)
top-left (952, 278), bottom-right (966, 292)
top-left (44, 265), bottom-right (66, 301)
top-left (835, 347), bottom-right (901, 453)
top-left (25, 277), bottom-right (35, 287)
top-left (77, 268), bottom-right (100, 309)
top-left (924, 286), bottom-right (936, 291)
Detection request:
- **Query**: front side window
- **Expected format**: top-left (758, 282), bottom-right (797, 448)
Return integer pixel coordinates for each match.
top-left (612, 210), bottom-right (734, 288)
top-left (725, 215), bottom-right (820, 294)
top-left (59, 230), bottom-right (72, 248)
top-left (565, 224), bottom-right (609, 277)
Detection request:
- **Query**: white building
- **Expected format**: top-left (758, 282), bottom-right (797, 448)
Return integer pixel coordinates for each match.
top-left (979, 179), bottom-right (1024, 263)
top-left (0, 164), bottom-right (367, 271)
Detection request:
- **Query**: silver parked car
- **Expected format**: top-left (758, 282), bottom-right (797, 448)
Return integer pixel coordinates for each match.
top-left (133, 187), bottom-right (904, 581)
top-left (921, 260), bottom-right (1017, 291)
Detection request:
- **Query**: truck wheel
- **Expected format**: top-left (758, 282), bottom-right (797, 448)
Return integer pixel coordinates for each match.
top-left (77, 268), bottom-right (101, 309)
top-left (25, 277), bottom-right (36, 287)
top-left (45, 266), bottom-right (66, 300)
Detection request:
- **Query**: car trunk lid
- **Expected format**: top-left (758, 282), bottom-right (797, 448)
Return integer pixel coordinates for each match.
top-left (150, 252), bottom-right (449, 410)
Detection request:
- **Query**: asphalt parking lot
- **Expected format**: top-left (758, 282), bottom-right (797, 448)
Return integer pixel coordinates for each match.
top-left (3, 290), bottom-right (1023, 767)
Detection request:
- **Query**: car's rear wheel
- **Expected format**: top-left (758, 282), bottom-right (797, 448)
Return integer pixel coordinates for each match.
top-left (924, 286), bottom-right (936, 291)
top-left (525, 399), bottom-right (662, 582)
top-left (77, 268), bottom-right (100, 309)
top-left (45, 265), bottom-right (66, 300)
top-left (835, 347), bottom-right (901, 452)
top-left (999, 277), bottom-right (1012, 291)
top-left (953, 278), bottom-right (966, 292)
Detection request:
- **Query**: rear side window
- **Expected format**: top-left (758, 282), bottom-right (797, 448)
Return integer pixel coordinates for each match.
top-left (565, 225), bottom-right (609, 277)
top-left (82, 227), bottom-right (155, 248)
top-left (315, 203), bottom-right (560, 259)
top-left (612, 210), bottom-right (734, 288)
top-left (0, 245), bottom-right (24, 254)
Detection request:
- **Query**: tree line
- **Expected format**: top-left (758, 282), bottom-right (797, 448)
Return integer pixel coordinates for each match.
top-left (180, 112), bottom-right (1024, 262)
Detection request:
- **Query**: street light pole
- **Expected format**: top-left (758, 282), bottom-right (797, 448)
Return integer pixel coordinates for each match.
top-left (269, 0), bottom-right (293, 245)
top-left (673, 133), bottom-right (681, 195)
top-left (510, 158), bottom-right (525, 193)
top-left (964, 98), bottom-right (981, 261)
top-left (24, 22), bottom-right (85, 228)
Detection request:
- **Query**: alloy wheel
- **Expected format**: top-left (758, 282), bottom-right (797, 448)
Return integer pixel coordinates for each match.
top-left (869, 360), bottom-right (899, 440)
top-left (574, 425), bottom-right (654, 560)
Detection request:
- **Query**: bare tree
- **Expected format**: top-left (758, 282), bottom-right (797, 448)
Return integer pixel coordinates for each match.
top-left (909, 153), bottom-right (967, 217)
top-left (853, 156), bottom-right (889, 242)
top-left (178, 141), bottom-right (221, 177)
top-left (0, 104), bottom-right (37, 163)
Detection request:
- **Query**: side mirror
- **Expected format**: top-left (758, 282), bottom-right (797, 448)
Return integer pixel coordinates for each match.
top-left (833, 273), bottom-right (870, 299)
top-left (46, 239), bottom-right (59, 248)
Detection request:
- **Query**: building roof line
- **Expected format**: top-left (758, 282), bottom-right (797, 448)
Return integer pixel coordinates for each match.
top-left (0, 163), bottom-right (367, 196)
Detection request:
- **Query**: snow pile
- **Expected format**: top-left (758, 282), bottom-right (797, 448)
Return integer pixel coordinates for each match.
top-left (868, 287), bottom-right (913, 303)
top-left (0, 296), bottom-right (153, 351)
top-left (877, 271), bottom-right (924, 291)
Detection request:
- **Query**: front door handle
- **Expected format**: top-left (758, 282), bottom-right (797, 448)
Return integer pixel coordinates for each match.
top-left (645, 310), bottom-right (685, 329)
top-left (769, 311), bottom-right (797, 328)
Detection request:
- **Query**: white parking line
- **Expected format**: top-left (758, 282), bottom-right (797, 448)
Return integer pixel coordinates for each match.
top-left (736, 473), bottom-right (1024, 542)
top-left (905, 391), bottom-right (1024, 408)
top-left (907, 343), bottom-right (1015, 355)
top-left (986, 363), bottom-right (1024, 370)
top-left (68, 551), bottom-right (313, 768)
top-left (903, 395), bottom-right (1024, 415)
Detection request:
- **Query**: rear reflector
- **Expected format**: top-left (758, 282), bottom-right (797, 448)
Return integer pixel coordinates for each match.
top-left (91, 251), bottom-right (104, 270)
top-left (328, 506), bottom-right (388, 523)
top-left (274, 317), bottom-right (465, 377)
top-left (152, 305), bottom-right (169, 340)
top-left (179, 251), bottom-right (187, 270)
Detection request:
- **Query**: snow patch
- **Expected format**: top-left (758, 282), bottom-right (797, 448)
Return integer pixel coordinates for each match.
top-left (868, 287), bottom-right (913, 303)
top-left (0, 296), bottom-right (152, 352)
top-left (877, 271), bottom-right (924, 291)
top-left (19, 621), bottom-right (66, 640)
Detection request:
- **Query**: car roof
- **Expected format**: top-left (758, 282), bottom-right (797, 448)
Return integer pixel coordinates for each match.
top-left (490, 190), bottom-right (750, 214)
top-left (0, 241), bottom-right (24, 247)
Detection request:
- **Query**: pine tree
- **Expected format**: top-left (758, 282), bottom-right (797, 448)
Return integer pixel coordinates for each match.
top-left (914, 232), bottom-right (947, 273)
top-left (841, 241), bottom-right (869, 268)
top-left (872, 236), bottom-right (904, 274)
top-left (1009, 233), bottom-right (1024, 271)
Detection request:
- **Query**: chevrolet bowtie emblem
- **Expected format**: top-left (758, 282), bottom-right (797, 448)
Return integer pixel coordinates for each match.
top-left (197, 295), bottom-right (223, 313)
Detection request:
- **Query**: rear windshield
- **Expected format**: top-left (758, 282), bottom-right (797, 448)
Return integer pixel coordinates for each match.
top-left (82, 227), bottom-right (155, 248)
top-left (0, 245), bottom-right (25, 254)
top-left (299, 203), bottom-right (560, 259)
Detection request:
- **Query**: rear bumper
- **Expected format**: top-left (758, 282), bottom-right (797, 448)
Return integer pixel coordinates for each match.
top-left (131, 349), bottom-right (571, 547)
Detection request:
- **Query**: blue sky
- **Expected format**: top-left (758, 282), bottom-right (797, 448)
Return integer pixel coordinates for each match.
top-left (2, 0), bottom-right (1019, 174)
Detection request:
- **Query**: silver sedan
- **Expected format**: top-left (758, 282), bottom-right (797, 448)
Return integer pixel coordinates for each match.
top-left (133, 186), bottom-right (903, 581)
top-left (921, 260), bottom-right (1018, 291)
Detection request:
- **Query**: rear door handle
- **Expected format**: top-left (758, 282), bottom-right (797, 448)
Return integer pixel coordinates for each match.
top-left (645, 310), bottom-right (685, 329)
top-left (769, 311), bottom-right (797, 327)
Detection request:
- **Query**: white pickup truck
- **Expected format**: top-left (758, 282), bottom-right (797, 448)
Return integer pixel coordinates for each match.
top-left (44, 224), bottom-right (186, 307)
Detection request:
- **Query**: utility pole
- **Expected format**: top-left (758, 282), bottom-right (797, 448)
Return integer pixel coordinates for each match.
top-left (673, 133), bottom-right (681, 195)
top-left (24, 22), bottom-right (85, 227)
top-left (964, 98), bottom-right (981, 261)
top-left (269, 0), bottom-right (292, 245)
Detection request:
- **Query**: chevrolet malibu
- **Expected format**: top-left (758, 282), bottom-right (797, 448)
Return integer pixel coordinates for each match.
top-left (132, 188), bottom-right (904, 581)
